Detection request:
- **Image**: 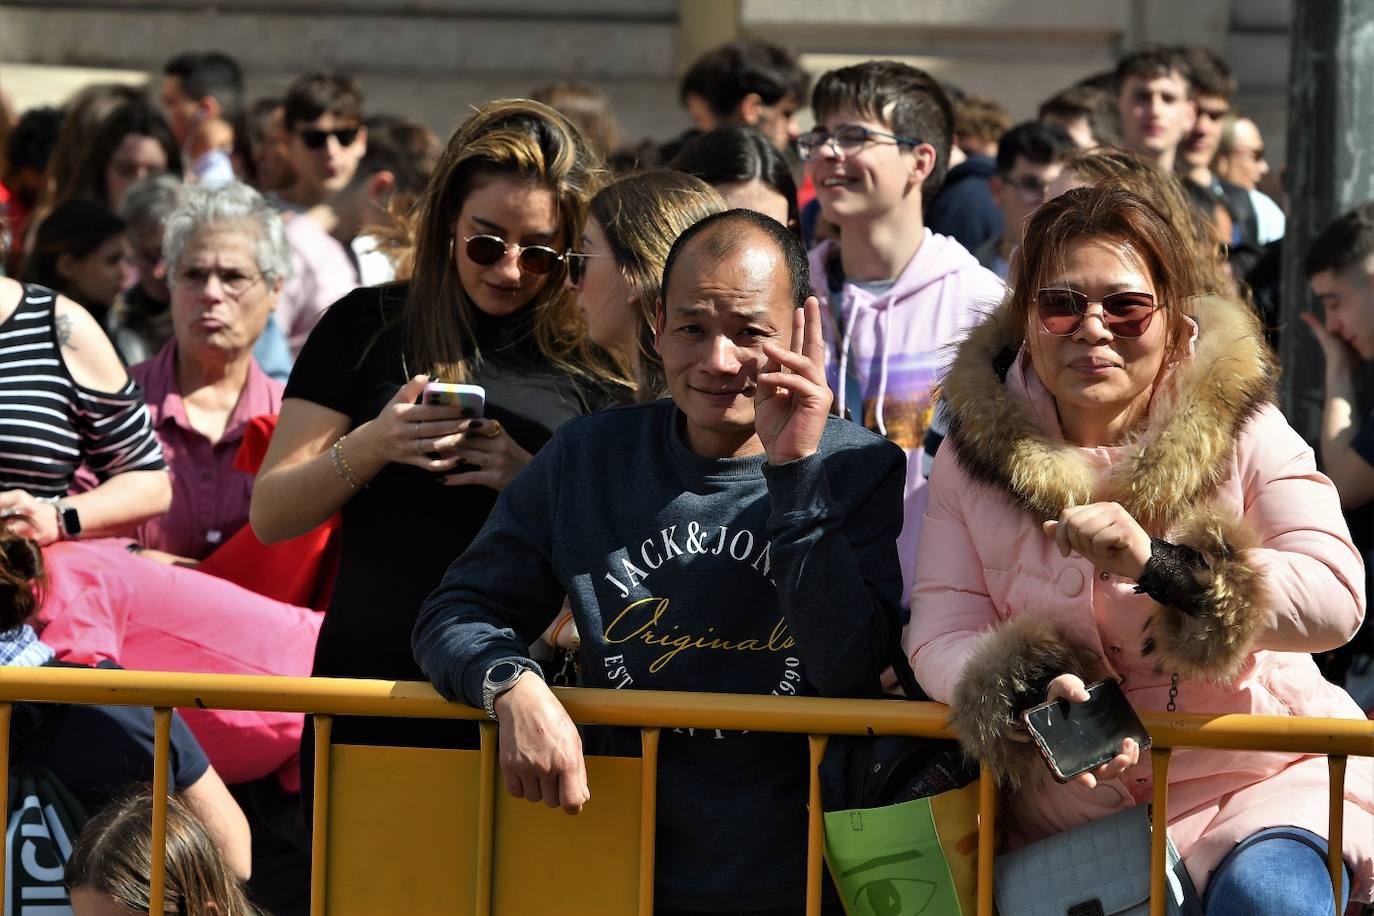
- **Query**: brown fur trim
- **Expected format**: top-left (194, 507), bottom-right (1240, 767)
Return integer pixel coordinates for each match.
top-left (949, 616), bottom-right (1101, 788)
top-left (1141, 510), bottom-right (1269, 683)
top-left (942, 296), bottom-right (1276, 534)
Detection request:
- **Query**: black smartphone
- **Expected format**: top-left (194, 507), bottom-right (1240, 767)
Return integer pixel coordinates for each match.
top-left (1021, 679), bottom-right (1152, 783)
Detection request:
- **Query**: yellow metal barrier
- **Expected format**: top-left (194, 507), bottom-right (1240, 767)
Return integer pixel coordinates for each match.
top-left (0, 665), bottom-right (1369, 916)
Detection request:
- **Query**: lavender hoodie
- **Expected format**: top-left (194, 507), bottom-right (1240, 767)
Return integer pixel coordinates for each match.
top-left (810, 230), bottom-right (1004, 606)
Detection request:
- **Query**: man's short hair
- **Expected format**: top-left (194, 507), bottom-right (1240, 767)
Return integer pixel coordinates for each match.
top-left (283, 72), bottom-right (364, 131)
top-left (995, 120), bottom-right (1075, 175)
top-left (1038, 84), bottom-right (1122, 147)
top-left (1179, 47), bottom-right (1235, 101)
top-left (1114, 45), bottom-right (1191, 90)
top-left (811, 61), bottom-right (955, 202)
top-left (6, 106), bottom-right (63, 174)
top-left (678, 40), bottom-right (810, 118)
top-left (1305, 203), bottom-right (1374, 278)
top-left (661, 209), bottom-right (810, 309)
top-left (954, 95), bottom-right (1011, 149)
top-left (164, 52), bottom-right (245, 122)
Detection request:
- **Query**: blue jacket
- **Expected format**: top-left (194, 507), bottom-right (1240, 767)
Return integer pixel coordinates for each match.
top-left (925, 155), bottom-right (1002, 254)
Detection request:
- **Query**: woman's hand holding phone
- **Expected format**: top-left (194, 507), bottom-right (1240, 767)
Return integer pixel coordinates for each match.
top-left (352, 375), bottom-right (475, 475)
top-left (1041, 673), bottom-right (1141, 788)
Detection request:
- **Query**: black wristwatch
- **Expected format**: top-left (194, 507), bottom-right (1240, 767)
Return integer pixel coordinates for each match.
top-left (481, 660), bottom-right (536, 720)
top-left (40, 497), bottom-right (80, 539)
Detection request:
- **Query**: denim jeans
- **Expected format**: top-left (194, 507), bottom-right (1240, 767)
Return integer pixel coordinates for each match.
top-left (1204, 826), bottom-right (1351, 916)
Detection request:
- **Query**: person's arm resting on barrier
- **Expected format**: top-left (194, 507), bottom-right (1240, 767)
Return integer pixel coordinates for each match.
top-left (412, 435), bottom-right (587, 813)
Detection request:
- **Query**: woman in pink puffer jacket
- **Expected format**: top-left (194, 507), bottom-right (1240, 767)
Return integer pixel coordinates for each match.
top-left (909, 183), bottom-right (1373, 915)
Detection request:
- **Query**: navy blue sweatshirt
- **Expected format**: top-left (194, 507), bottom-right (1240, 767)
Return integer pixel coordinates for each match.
top-left (413, 400), bottom-right (904, 910)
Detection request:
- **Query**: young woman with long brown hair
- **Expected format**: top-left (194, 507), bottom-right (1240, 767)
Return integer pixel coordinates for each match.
top-left (252, 99), bottom-right (624, 755)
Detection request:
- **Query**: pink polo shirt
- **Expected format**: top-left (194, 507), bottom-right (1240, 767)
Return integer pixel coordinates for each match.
top-left (130, 342), bottom-right (284, 559)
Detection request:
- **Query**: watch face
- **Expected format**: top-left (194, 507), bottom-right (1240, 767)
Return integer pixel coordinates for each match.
top-left (487, 661), bottom-right (521, 685)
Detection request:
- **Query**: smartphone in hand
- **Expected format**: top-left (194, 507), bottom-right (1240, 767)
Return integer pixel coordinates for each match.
top-left (421, 382), bottom-right (485, 418)
top-left (1022, 679), bottom-right (1152, 783)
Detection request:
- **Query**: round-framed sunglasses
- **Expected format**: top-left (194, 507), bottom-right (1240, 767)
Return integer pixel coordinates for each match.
top-left (1035, 288), bottom-right (1160, 339)
top-left (463, 234), bottom-right (564, 275)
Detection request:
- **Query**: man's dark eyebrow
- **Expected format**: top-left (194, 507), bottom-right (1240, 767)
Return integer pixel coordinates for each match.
top-left (471, 215), bottom-right (557, 242)
top-left (669, 302), bottom-right (776, 323)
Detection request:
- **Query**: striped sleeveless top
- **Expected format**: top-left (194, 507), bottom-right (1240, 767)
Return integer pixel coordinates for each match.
top-left (0, 285), bottom-right (165, 496)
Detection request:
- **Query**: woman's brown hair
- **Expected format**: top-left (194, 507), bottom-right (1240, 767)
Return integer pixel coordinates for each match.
top-left (1054, 147), bottom-right (1229, 296)
top-left (0, 528), bottom-right (45, 632)
top-left (65, 792), bottom-right (255, 916)
top-left (403, 98), bottom-right (623, 389)
top-left (1005, 182), bottom-right (1203, 362)
top-left (588, 169), bottom-right (725, 399)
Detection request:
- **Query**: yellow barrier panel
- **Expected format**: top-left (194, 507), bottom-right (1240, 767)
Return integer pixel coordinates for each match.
top-left (321, 744), bottom-right (645, 916)
top-left (0, 667), bottom-right (1369, 916)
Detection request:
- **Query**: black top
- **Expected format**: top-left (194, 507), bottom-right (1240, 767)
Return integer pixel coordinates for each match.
top-left (0, 284), bottom-right (165, 496)
top-left (285, 283), bottom-right (612, 694)
top-left (13, 700), bottom-right (210, 816)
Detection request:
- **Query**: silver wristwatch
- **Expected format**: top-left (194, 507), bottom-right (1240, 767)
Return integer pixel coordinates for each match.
top-left (481, 660), bottom-right (535, 720)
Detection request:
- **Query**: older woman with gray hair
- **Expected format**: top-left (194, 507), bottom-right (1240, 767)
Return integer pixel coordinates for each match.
top-left (128, 180), bottom-right (292, 563)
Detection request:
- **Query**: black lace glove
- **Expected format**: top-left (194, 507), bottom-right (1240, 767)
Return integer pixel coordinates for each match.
top-left (1133, 537), bottom-right (1211, 617)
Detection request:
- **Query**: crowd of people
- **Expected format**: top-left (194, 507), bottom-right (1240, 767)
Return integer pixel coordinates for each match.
top-left (0, 35), bottom-right (1371, 916)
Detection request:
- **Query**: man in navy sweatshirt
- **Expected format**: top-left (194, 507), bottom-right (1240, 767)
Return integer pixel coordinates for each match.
top-left (413, 208), bottom-right (905, 913)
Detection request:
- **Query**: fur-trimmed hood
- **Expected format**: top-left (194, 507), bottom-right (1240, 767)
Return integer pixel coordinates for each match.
top-left (940, 294), bottom-right (1276, 534)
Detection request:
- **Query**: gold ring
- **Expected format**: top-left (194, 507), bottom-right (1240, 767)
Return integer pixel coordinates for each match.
top-left (479, 419), bottom-right (502, 439)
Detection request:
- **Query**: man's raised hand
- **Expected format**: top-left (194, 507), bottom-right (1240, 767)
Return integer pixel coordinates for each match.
top-left (755, 296), bottom-right (833, 465)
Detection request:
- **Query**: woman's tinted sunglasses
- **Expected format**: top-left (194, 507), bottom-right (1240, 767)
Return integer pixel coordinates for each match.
top-left (1035, 288), bottom-right (1160, 339)
top-left (463, 234), bottom-right (564, 274)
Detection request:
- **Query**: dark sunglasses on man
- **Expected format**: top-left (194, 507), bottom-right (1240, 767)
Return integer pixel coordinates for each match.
top-left (297, 126), bottom-right (361, 150)
top-left (463, 234), bottom-right (565, 275)
top-left (1035, 288), bottom-right (1160, 339)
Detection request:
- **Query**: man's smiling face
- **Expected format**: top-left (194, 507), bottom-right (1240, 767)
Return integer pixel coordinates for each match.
top-left (655, 228), bottom-right (796, 458)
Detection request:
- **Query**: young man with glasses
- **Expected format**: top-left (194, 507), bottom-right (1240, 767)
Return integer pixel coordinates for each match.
top-left (1174, 47), bottom-right (1267, 262)
top-left (272, 73), bottom-right (370, 357)
top-left (277, 72), bottom-right (368, 213)
top-left (800, 60), bottom-right (1004, 612)
top-left (975, 120), bottom-right (1075, 280)
top-left (1215, 114), bottom-right (1285, 246)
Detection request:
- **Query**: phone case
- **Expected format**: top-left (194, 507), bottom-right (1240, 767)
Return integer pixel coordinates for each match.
top-left (421, 382), bottom-right (486, 418)
top-left (1021, 679), bottom-right (1152, 783)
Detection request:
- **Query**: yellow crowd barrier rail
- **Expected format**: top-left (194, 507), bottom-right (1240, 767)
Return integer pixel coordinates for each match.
top-left (0, 665), bottom-right (1369, 916)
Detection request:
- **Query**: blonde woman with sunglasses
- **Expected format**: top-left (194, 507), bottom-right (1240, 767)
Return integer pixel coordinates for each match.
top-left (252, 99), bottom-right (625, 765)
